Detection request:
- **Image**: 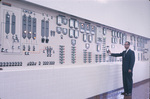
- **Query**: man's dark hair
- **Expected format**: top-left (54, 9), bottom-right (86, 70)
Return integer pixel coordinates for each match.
top-left (125, 41), bottom-right (130, 45)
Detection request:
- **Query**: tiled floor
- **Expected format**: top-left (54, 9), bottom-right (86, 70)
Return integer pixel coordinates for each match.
top-left (88, 79), bottom-right (150, 99)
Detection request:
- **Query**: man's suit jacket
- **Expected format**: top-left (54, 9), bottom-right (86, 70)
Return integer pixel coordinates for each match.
top-left (111, 49), bottom-right (135, 72)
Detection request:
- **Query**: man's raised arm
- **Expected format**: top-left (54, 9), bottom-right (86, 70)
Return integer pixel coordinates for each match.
top-left (108, 50), bottom-right (124, 57)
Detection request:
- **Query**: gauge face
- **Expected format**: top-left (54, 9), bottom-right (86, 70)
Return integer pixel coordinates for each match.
top-left (114, 32), bottom-right (117, 37)
top-left (86, 24), bottom-right (90, 30)
top-left (143, 39), bottom-right (147, 44)
top-left (120, 32), bottom-right (122, 38)
top-left (71, 39), bottom-right (76, 46)
top-left (122, 34), bottom-right (126, 44)
top-left (80, 23), bottom-right (85, 29)
top-left (88, 35), bottom-right (93, 43)
top-left (122, 34), bottom-right (125, 39)
top-left (117, 32), bottom-right (120, 38)
top-left (130, 36), bottom-right (133, 41)
top-left (85, 43), bottom-right (90, 49)
top-left (111, 31), bottom-right (115, 36)
top-left (74, 30), bottom-right (79, 38)
top-left (111, 44), bottom-right (115, 48)
top-left (96, 27), bottom-right (103, 44)
top-left (119, 32), bottom-right (121, 38)
top-left (62, 28), bottom-right (67, 35)
top-left (137, 37), bottom-right (140, 42)
top-left (91, 26), bottom-right (95, 30)
top-left (56, 27), bottom-right (61, 34)
top-left (69, 19), bottom-right (74, 28)
top-left (103, 28), bottom-right (106, 35)
top-left (111, 37), bottom-right (118, 43)
top-left (134, 36), bottom-right (136, 41)
top-left (97, 44), bottom-right (101, 52)
top-left (85, 24), bottom-right (90, 33)
top-left (91, 25), bottom-right (95, 34)
top-left (83, 34), bottom-right (87, 42)
top-left (75, 21), bottom-right (79, 29)
top-left (69, 29), bottom-right (74, 38)
top-left (119, 38), bottom-right (122, 44)
top-left (80, 23), bottom-right (85, 33)
top-left (131, 35), bottom-right (135, 41)
top-left (57, 16), bottom-right (62, 25)
top-left (114, 38), bottom-right (118, 44)
top-left (111, 37), bottom-right (114, 43)
top-left (140, 38), bottom-right (143, 42)
top-left (63, 17), bottom-right (67, 25)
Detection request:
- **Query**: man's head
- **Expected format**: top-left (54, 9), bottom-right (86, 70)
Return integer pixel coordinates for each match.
top-left (124, 41), bottom-right (130, 49)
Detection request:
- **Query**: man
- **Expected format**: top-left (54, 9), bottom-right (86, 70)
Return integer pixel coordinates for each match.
top-left (108, 41), bottom-right (135, 96)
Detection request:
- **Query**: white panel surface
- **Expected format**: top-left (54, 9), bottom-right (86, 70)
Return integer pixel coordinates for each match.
top-left (0, 0), bottom-right (149, 99)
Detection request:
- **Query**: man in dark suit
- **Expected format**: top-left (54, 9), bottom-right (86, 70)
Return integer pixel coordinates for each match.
top-left (108, 41), bottom-right (135, 96)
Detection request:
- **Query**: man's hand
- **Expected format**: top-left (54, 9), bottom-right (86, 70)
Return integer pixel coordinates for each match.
top-left (128, 69), bottom-right (132, 73)
top-left (107, 50), bottom-right (111, 54)
top-left (107, 50), bottom-right (111, 55)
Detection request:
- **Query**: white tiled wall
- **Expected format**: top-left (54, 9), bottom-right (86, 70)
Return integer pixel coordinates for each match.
top-left (0, 62), bottom-right (149, 99)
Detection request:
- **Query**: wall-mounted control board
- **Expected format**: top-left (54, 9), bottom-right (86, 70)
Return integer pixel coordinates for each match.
top-left (0, 1), bottom-right (150, 99)
top-left (0, 0), bottom-right (149, 68)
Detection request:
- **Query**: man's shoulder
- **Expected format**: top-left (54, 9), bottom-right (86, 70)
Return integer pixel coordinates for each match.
top-left (129, 49), bottom-right (135, 53)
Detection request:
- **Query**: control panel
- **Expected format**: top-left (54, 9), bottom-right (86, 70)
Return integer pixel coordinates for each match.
top-left (0, 1), bottom-right (149, 69)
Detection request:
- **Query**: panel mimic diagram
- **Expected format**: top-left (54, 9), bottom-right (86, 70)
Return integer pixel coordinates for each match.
top-left (0, 0), bottom-right (149, 68)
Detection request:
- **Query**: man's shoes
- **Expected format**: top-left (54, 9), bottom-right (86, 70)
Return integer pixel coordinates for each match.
top-left (121, 92), bottom-right (127, 95)
top-left (125, 93), bottom-right (132, 96)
